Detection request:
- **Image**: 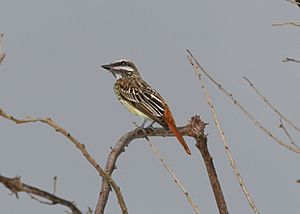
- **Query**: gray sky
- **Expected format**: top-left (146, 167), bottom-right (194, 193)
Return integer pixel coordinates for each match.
top-left (1, 1), bottom-right (300, 213)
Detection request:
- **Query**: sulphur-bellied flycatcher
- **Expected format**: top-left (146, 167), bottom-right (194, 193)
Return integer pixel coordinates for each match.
top-left (101, 59), bottom-right (191, 155)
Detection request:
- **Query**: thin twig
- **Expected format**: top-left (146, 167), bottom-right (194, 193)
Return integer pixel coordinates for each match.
top-left (27, 193), bottom-right (56, 205)
top-left (187, 50), bottom-right (260, 214)
top-left (85, 207), bottom-right (93, 214)
top-left (279, 119), bottom-right (299, 149)
top-left (186, 50), bottom-right (300, 155)
top-left (272, 21), bottom-right (300, 27)
top-left (0, 175), bottom-right (82, 214)
top-left (282, 58), bottom-right (300, 63)
top-left (131, 122), bottom-right (201, 213)
top-left (243, 77), bottom-right (300, 133)
top-left (146, 139), bottom-right (201, 214)
top-left (0, 107), bottom-right (128, 214)
top-left (0, 33), bottom-right (5, 64)
top-left (53, 176), bottom-right (57, 195)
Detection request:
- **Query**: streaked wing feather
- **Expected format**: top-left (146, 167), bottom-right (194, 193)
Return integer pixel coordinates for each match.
top-left (118, 78), bottom-right (167, 126)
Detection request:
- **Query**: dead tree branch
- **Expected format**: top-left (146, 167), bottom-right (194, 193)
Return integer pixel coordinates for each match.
top-left (0, 107), bottom-right (127, 214)
top-left (187, 50), bottom-right (260, 214)
top-left (95, 116), bottom-right (229, 214)
top-left (243, 77), bottom-right (300, 133)
top-left (146, 139), bottom-right (201, 214)
top-left (271, 1), bottom-right (300, 27)
top-left (272, 21), bottom-right (300, 27)
top-left (186, 50), bottom-right (300, 155)
top-left (279, 119), bottom-right (299, 149)
top-left (282, 58), bottom-right (300, 63)
top-left (0, 175), bottom-right (82, 214)
top-left (195, 134), bottom-right (228, 214)
top-left (0, 33), bottom-right (5, 64)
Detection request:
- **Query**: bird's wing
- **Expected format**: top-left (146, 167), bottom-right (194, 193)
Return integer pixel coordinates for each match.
top-left (117, 78), bottom-right (167, 126)
top-left (117, 77), bottom-right (191, 155)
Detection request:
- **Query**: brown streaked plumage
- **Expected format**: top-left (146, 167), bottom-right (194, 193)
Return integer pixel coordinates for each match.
top-left (101, 59), bottom-right (191, 155)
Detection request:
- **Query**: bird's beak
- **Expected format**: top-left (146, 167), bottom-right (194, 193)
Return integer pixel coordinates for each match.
top-left (101, 64), bottom-right (117, 78)
top-left (101, 64), bottom-right (112, 71)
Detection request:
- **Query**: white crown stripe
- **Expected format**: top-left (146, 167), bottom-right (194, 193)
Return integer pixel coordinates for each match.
top-left (114, 66), bottom-right (135, 72)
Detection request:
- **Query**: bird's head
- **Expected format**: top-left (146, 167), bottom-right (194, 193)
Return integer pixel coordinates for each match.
top-left (101, 59), bottom-right (140, 79)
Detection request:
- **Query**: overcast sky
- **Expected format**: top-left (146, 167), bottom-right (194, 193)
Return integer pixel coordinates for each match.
top-left (1, 1), bottom-right (300, 213)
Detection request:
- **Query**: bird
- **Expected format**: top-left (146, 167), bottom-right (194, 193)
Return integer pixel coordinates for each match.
top-left (101, 59), bottom-right (191, 155)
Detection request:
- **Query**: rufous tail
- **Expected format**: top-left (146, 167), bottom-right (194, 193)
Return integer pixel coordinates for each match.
top-left (163, 104), bottom-right (191, 155)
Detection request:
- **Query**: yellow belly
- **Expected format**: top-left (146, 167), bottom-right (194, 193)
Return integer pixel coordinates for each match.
top-left (119, 99), bottom-right (150, 120)
top-left (113, 80), bottom-right (151, 120)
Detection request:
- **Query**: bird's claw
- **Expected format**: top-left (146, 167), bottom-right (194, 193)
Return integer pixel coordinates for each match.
top-left (140, 127), bottom-right (149, 140)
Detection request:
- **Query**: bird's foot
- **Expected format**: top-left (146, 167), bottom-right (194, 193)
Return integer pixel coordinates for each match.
top-left (145, 121), bottom-right (156, 134)
top-left (132, 121), bottom-right (149, 140)
top-left (139, 126), bottom-right (150, 140)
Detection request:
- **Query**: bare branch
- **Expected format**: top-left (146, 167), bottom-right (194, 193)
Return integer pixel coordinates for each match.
top-left (146, 139), bottom-right (201, 214)
top-left (27, 192), bottom-right (58, 205)
top-left (279, 119), bottom-right (299, 149)
top-left (95, 128), bottom-right (142, 214)
top-left (187, 50), bottom-right (260, 214)
top-left (243, 77), bottom-right (300, 133)
top-left (0, 175), bottom-right (82, 214)
top-left (189, 116), bottom-right (228, 214)
top-left (272, 21), bottom-right (300, 27)
top-left (53, 176), bottom-right (57, 195)
top-left (95, 116), bottom-right (229, 214)
top-left (0, 107), bottom-right (128, 214)
top-left (95, 127), bottom-right (190, 214)
top-left (186, 50), bottom-right (300, 155)
top-left (194, 135), bottom-right (228, 213)
top-left (282, 58), bottom-right (300, 63)
top-left (130, 122), bottom-right (201, 213)
top-left (0, 33), bottom-right (5, 64)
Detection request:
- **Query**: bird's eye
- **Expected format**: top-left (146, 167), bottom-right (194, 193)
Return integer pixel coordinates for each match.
top-left (121, 61), bottom-right (126, 66)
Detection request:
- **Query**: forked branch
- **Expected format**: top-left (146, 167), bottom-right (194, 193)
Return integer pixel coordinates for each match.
top-left (282, 58), bottom-right (300, 63)
top-left (243, 76), bottom-right (300, 133)
top-left (0, 107), bottom-right (127, 214)
top-left (186, 50), bottom-right (300, 155)
top-left (187, 50), bottom-right (260, 214)
top-left (95, 116), bottom-right (229, 214)
top-left (0, 175), bottom-right (82, 214)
